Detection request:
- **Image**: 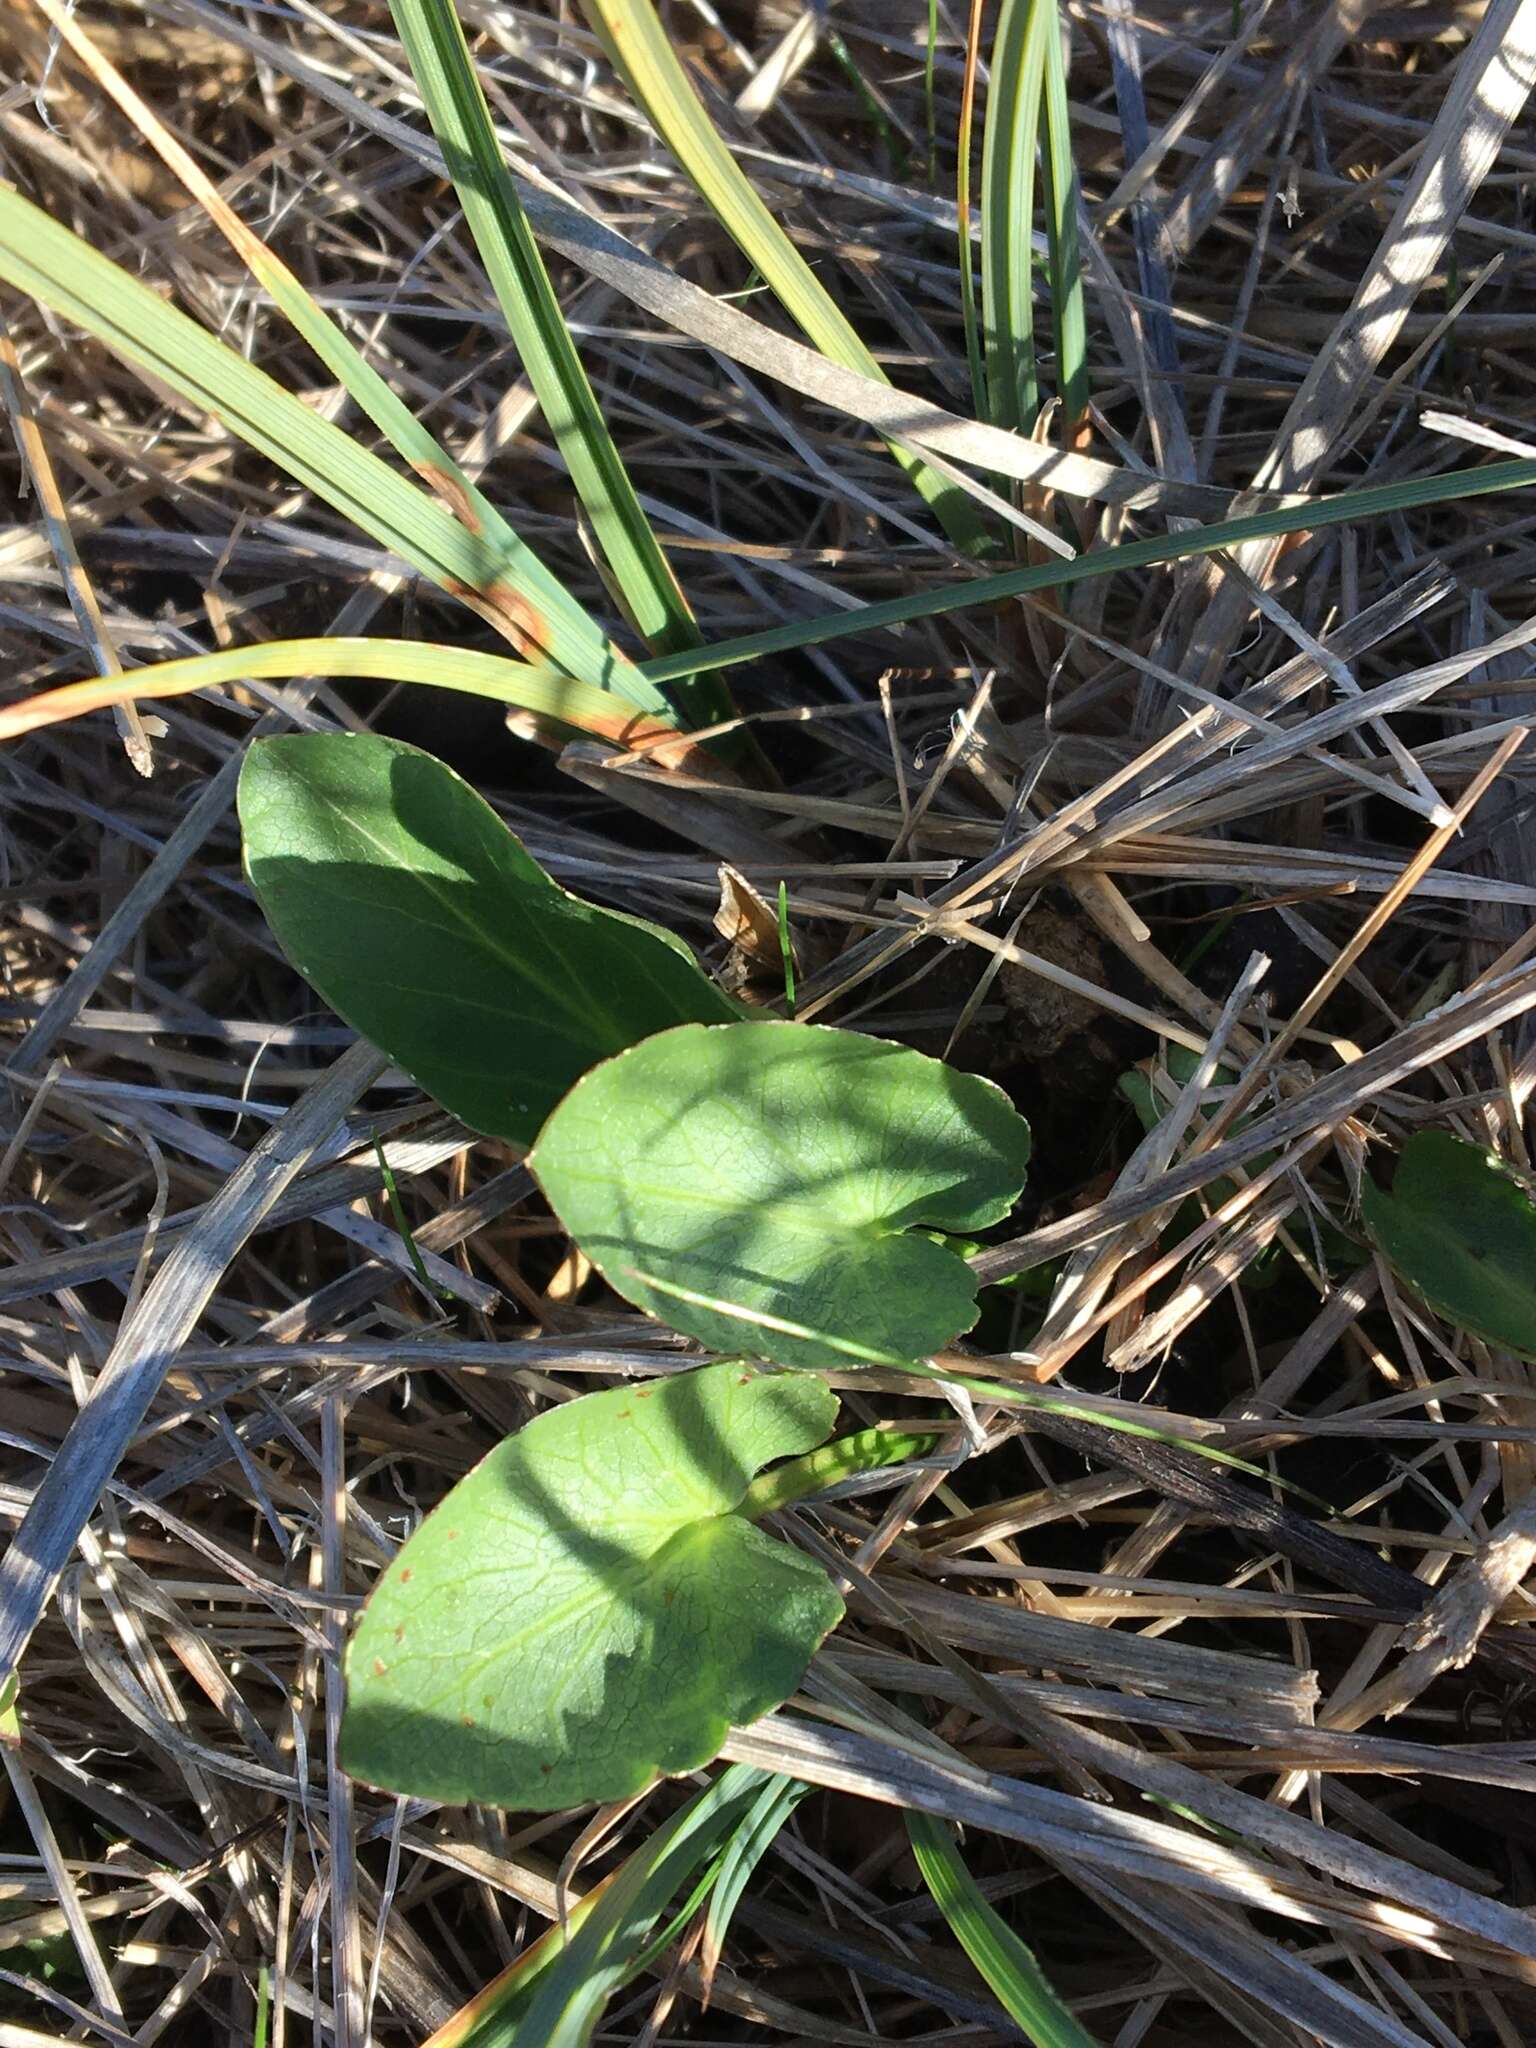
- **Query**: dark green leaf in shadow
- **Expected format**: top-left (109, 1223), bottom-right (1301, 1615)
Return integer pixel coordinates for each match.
top-left (239, 732), bottom-right (736, 1144)
top-left (341, 1363), bottom-right (841, 1811)
top-left (1361, 1130), bottom-right (1536, 1358)
top-left (531, 1020), bottom-right (1032, 1370)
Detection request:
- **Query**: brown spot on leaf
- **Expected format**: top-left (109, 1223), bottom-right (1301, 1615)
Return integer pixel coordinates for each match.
top-left (482, 581), bottom-right (548, 655)
top-left (460, 1712), bottom-right (476, 1728)
top-left (446, 1529), bottom-right (459, 1541)
top-left (373, 1658), bottom-right (388, 1678)
top-left (442, 575), bottom-right (551, 659)
top-left (598, 711), bottom-right (729, 778)
top-left (398, 1568), bottom-right (412, 1584)
top-left (414, 462), bottom-right (483, 535)
top-left (393, 1624), bottom-right (406, 1644)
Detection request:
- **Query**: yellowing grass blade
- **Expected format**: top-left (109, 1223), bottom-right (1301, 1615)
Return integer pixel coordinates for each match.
top-left (0, 184), bottom-right (675, 721)
top-left (389, 0), bottom-right (728, 726)
top-left (0, 639), bottom-right (712, 768)
top-left (579, 0), bottom-right (992, 556)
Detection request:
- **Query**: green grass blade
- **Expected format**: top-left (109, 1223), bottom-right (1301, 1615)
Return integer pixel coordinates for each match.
top-left (34, 0), bottom-right (629, 694)
top-left (418, 1818), bottom-right (750, 2048)
top-left (0, 185), bottom-right (671, 718)
top-left (905, 1812), bottom-right (1100, 2047)
top-left (701, 1773), bottom-right (808, 1984)
top-left (0, 639), bottom-right (700, 757)
top-left (423, 1879), bottom-right (612, 2047)
top-left (422, 1771), bottom-right (769, 2047)
top-left (981, 0), bottom-right (1051, 429)
top-left (578, 0), bottom-right (992, 555)
top-left (514, 1765), bottom-right (769, 2048)
top-left (631, 456), bottom-right (1536, 682)
top-left (1039, 2), bottom-right (1088, 424)
top-left (388, 0), bottom-right (722, 710)
top-left (924, 0), bottom-right (941, 185)
top-left (957, 0), bottom-right (988, 422)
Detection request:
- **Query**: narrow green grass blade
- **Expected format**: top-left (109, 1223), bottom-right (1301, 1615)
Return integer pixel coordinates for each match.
top-left (389, 0), bottom-right (723, 717)
top-left (0, 639), bottom-right (699, 757)
top-left (1039, 2), bottom-right (1088, 424)
top-left (422, 1882), bottom-right (608, 2047)
top-left (701, 1773), bottom-right (808, 1983)
top-left (0, 185), bottom-right (671, 718)
top-left (632, 456), bottom-right (1536, 682)
top-left (424, 1768), bottom-right (770, 2047)
top-left (957, 0), bottom-right (988, 423)
top-left (32, 0), bottom-right (641, 704)
top-left (905, 1812), bottom-right (1100, 2047)
top-left (514, 1765), bottom-right (769, 2048)
top-left (579, 0), bottom-right (992, 555)
top-left (924, 0), bottom-right (941, 185)
top-left (981, 0), bottom-right (1051, 430)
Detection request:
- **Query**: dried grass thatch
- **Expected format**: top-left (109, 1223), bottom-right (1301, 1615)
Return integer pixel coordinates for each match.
top-left (2, 0), bottom-right (1536, 2042)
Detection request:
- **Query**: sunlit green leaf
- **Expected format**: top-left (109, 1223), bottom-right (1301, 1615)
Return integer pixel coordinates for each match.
top-left (342, 1365), bottom-right (841, 1810)
top-left (531, 1020), bottom-right (1031, 1370)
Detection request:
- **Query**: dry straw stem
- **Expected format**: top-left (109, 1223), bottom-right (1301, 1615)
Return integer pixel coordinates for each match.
top-left (4, 0), bottom-right (1536, 2042)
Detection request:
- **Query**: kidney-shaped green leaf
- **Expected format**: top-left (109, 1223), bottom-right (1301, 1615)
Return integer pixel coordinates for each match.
top-left (530, 1020), bottom-right (1032, 1370)
top-left (341, 1362), bottom-right (841, 1811)
top-left (239, 733), bottom-right (736, 1144)
top-left (1362, 1130), bottom-right (1536, 1359)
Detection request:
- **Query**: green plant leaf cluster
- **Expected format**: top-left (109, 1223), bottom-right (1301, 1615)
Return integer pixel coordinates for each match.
top-left (238, 729), bottom-right (1033, 1812)
top-left (13, 10), bottom-right (1536, 2035)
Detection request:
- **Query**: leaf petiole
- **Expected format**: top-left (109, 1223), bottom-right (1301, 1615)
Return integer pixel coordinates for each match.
top-left (736, 1428), bottom-right (941, 1521)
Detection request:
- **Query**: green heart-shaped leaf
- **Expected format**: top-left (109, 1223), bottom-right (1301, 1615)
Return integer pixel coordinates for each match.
top-left (1361, 1131), bottom-right (1536, 1358)
top-left (530, 1020), bottom-right (1032, 1370)
top-left (340, 1362), bottom-right (841, 1811)
top-left (239, 733), bottom-right (736, 1144)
